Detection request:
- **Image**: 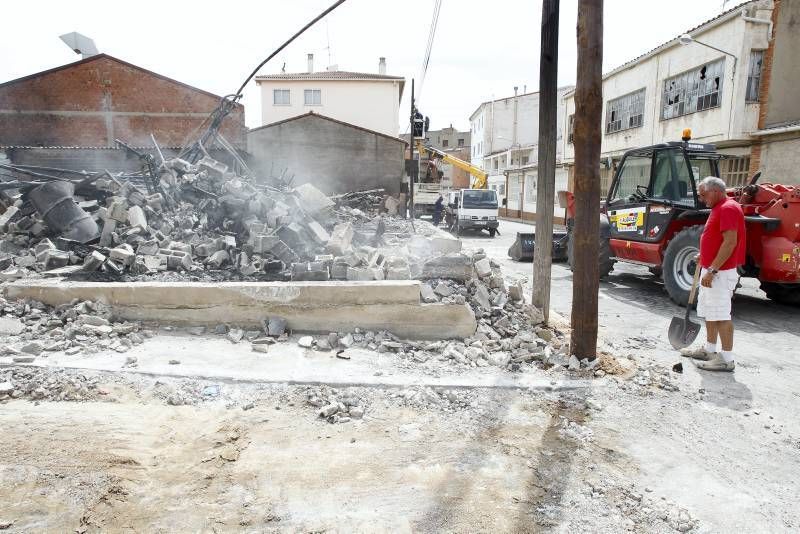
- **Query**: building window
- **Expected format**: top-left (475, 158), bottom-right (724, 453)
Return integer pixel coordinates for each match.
top-left (304, 89), bottom-right (321, 106)
top-left (568, 114), bottom-right (575, 144)
top-left (522, 156), bottom-right (529, 165)
top-left (499, 184), bottom-right (506, 196)
top-left (720, 156), bottom-right (751, 187)
top-left (442, 139), bottom-right (449, 148)
top-left (746, 50), bottom-right (764, 103)
top-left (273, 89), bottom-right (290, 106)
top-left (457, 138), bottom-right (464, 147)
top-left (661, 58), bottom-right (725, 119)
top-left (605, 88), bottom-right (645, 134)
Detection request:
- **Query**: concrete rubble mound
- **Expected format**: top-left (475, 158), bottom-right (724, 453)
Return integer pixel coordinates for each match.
top-left (0, 151), bottom-right (425, 283)
top-left (0, 294), bottom-right (147, 368)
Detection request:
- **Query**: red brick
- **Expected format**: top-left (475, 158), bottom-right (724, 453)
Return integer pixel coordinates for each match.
top-left (0, 54), bottom-right (245, 148)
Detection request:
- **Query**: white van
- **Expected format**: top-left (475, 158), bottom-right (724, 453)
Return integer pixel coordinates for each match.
top-left (445, 189), bottom-right (500, 237)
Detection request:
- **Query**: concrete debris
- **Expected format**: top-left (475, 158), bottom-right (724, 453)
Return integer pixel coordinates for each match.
top-left (0, 295), bottom-right (147, 366)
top-left (0, 152), bottom-right (410, 283)
top-left (306, 385), bottom-right (368, 424)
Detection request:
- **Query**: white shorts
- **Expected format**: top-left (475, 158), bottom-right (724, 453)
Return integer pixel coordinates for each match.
top-left (696, 268), bottom-right (738, 321)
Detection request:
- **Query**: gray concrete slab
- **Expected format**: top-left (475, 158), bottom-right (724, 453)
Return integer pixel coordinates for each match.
top-left (3, 333), bottom-right (593, 392)
top-left (4, 279), bottom-right (477, 339)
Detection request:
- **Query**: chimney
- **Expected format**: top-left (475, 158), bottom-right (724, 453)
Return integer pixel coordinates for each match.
top-left (378, 57), bottom-right (386, 75)
top-left (307, 53), bottom-right (314, 73)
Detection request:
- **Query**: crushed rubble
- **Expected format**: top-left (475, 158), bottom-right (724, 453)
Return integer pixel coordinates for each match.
top-left (0, 295), bottom-right (147, 362)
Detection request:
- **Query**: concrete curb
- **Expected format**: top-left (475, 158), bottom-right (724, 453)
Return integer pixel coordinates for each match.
top-left (4, 279), bottom-right (477, 339)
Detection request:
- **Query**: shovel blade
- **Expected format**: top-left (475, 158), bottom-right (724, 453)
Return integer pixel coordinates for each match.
top-left (668, 315), bottom-right (702, 349)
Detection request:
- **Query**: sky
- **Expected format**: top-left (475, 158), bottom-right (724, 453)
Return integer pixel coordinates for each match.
top-left (0, 0), bottom-right (737, 135)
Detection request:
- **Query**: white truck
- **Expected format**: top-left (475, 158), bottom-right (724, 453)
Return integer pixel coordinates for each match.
top-left (445, 189), bottom-right (500, 237)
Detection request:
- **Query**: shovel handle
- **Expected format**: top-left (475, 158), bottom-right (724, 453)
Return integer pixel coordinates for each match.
top-left (687, 264), bottom-right (702, 309)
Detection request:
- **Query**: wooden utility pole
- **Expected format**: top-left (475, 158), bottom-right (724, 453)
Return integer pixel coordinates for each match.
top-left (532, 0), bottom-right (560, 324)
top-left (409, 79), bottom-right (416, 220)
top-left (570, 0), bottom-right (603, 358)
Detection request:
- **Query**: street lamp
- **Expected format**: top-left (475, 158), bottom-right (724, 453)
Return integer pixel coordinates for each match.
top-left (678, 34), bottom-right (737, 76)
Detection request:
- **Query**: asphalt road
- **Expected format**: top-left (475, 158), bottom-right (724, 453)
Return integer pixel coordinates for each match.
top-left (457, 218), bottom-right (799, 404)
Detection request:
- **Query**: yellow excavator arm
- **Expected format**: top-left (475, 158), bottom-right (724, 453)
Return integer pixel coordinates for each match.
top-left (416, 141), bottom-right (489, 189)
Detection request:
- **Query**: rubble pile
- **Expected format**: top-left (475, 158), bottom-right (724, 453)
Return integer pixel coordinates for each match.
top-left (0, 296), bottom-right (147, 362)
top-left (305, 385), bottom-right (368, 423)
top-left (0, 366), bottom-right (103, 402)
top-left (0, 155), bottom-right (412, 282)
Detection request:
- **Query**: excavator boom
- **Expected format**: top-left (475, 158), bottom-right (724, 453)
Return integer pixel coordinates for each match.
top-left (416, 142), bottom-right (489, 189)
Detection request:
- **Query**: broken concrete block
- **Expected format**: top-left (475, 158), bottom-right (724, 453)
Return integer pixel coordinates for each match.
top-left (145, 193), bottom-right (163, 210)
top-left (34, 238), bottom-right (56, 256)
top-left (14, 255), bottom-right (35, 268)
top-left (298, 336), bottom-right (314, 348)
top-left (385, 265), bottom-right (410, 279)
top-left (193, 241), bottom-right (219, 258)
top-left (326, 222), bottom-right (354, 256)
top-left (291, 261), bottom-right (330, 281)
top-left (267, 317), bottom-right (287, 337)
top-left (206, 250), bottom-right (229, 268)
top-left (168, 158), bottom-right (195, 173)
top-left (198, 156), bottom-right (228, 178)
top-left (473, 282), bottom-right (492, 312)
top-left (306, 220), bottom-right (331, 244)
top-left (252, 234), bottom-right (280, 254)
top-left (420, 254), bottom-right (473, 281)
top-left (168, 241), bottom-right (192, 254)
top-left (474, 258), bottom-right (492, 278)
top-left (268, 240), bottom-right (300, 266)
top-left (420, 283), bottom-right (438, 303)
top-left (346, 267), bottom-right (374, 281)
top-left (277, 223), bottom-right (306, 250)
top-left (508, 282), bottom-right (524, 302)
top-left (0, 206), bottom-right (19, 231)
top-left (330, 262), bottom-right (348, 280)
top-left (143, 255), bottom-right (164, 272)
top-left (227, 328), bottom-right (244, 343)
top-left (0, 267), bottom-right (26, 281)
top-left (109, 244), bottom-right (135, 267)
top-left (99, 219), bottom-right (117, 247)
top-left (222, 235), bottom-right (236, 249)
top-left (434, 282), bottom-right (453, 297)
top-left (107, 198), bottom-right (129, 223)
top-left (293, 183), bottom-right (334, 214)
top-left (41, 249), bottom-right (70, 270)
top-left (136, 239), bottom-right (159, 256)
top-left (127, 205), bottom-right (147, 230)
top-left (83, 251), bottom-right (107, 271)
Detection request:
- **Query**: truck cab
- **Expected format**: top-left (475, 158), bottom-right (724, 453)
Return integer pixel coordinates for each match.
top-left (445, 188), bottom-right (500, 237)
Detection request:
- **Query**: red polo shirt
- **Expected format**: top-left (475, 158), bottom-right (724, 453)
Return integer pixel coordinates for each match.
top-left (700, 197), bottom-right (746, 270)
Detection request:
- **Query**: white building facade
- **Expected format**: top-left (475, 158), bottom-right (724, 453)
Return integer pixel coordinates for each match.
top-left (469, 86), bottom-right (573, 221)
top-left (561, 1), bottom-right (774, 192)
top-left (255, 56), bottom-right (405, 138)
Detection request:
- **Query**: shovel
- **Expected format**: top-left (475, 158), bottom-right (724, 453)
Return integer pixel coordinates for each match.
top-left (668, 264), bottom-right (703, 350)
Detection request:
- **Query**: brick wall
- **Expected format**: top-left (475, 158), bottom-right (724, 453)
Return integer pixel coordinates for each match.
top-left (0, 54), bottom-right (245, 149)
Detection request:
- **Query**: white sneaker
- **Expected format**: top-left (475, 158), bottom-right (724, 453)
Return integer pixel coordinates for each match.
top-left (696, 354), bottom-right (735, 372)
top-left (679, 346), bottom-right (714, 361)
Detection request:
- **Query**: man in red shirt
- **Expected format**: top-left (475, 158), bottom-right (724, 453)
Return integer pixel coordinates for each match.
top-left (681, 177), bottom-right (746, 371)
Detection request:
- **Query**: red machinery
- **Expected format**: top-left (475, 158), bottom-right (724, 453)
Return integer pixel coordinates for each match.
top-left (560, 132), bottom-right (800, 305)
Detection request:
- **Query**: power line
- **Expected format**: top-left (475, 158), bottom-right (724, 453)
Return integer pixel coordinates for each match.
top-left (416, 0), bottom-right (442, 106)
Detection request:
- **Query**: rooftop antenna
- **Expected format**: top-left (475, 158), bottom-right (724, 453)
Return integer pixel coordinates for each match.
top-left (59, 32), bottom-right (99, 59)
